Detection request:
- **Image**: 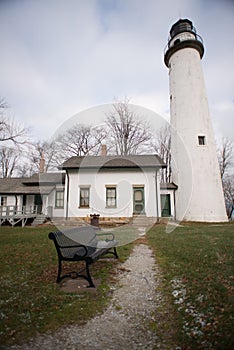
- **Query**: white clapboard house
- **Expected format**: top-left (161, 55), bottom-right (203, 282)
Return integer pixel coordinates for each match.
top-left (0, 153), bottom-right (176, 226)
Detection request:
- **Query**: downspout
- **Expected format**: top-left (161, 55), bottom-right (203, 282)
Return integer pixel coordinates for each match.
top-left (173, 189), bottom-right (176, 221)
top-left (15, 195), bottom-right (18, 214)
top-left (65, 170), bottom-right (70, 220)
top-left (155, 170), bottom-right (160, 223)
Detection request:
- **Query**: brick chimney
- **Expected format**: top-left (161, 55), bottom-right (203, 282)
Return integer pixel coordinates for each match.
top-left (101, 144), bottom-right (107, 156)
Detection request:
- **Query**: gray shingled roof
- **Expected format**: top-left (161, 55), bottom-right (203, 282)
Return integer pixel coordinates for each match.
top-left (0, 172), bottom-right (65, 195)
top-left (0, 177), bottom-right (41, 194)
top-left (160, 182), bottom-right (178, 189)
top-left (60, 154), bottom-right (166, 170)
top-left (22, 172), bottom-right (65, 184)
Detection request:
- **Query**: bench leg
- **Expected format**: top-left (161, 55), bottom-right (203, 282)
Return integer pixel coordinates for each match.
top-left (114, 247), bottom-right (118, 259)
top-left (85, 262), bottom-right (95, 288)
top-left (55, 259), bottom-right (95, 287)
top-left (56, 259), bottom-right (62, 283)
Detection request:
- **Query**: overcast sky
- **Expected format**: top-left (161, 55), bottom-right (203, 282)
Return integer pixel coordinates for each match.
top-left (0, 0), bottom-right (233, 143)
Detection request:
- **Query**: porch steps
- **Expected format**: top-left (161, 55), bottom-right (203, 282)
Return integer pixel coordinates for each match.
top-left (31, 214), bottom-right (46, 227)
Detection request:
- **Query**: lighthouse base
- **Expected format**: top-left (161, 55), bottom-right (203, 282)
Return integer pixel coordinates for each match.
top-left (177, 212), bottom-right (228, 223)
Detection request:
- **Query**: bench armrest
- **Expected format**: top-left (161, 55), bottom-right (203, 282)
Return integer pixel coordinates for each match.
top-left (48, 233), bottom-right (89, 257)
top-left (96, 232), bottom-right (115, 241)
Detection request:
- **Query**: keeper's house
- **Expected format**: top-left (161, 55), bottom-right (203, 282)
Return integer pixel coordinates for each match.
top-left (0, 154), bottom-right (177, 226)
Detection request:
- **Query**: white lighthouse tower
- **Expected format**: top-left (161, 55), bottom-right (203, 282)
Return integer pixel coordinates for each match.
top-left (164, 19), bottom-right (227, 222)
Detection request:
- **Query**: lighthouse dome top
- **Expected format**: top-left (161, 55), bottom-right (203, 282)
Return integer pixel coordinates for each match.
top-left (164, 18), bottom-right (204, 67)
top-left (170, 19), bottom-right (194, 38)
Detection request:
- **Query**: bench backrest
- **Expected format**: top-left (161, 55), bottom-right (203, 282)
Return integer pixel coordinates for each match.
top-left (62, 226), bottom-right (98, 247)
top-left (49, 226), bottom-right (99, 259)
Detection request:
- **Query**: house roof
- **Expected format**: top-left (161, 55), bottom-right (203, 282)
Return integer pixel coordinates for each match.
top-left (160, 182), bottom-right (178, 189)
top-left (60, 154), bottom-right (166, 170)
top-left (22, 172), bottom-right (65, 185)
top-left (0, 177), bottom-right (28, 194)
top-left (0, 172), bottom-right (65, 195)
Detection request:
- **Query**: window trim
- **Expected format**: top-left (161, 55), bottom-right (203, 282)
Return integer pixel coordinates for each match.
top-left (1, 196), bottom-right (7, 206)
top-left (198, 135), bottom-right (206, 146)
top-left (106, 186), bottom-right (117, 208)
top-left (79, 186), bottom-right (90, 208)
top-left (55, 190), bottom-right (64, 209)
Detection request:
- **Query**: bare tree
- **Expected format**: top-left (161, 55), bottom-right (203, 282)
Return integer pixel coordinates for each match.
top-left (16, 163), bottom-right (34, 178)
top-left (0, 97), bottom-right (28, 145)
top-left (17, 124), bottom-right (107, 176)
top-left (217, 137), bottom-right (234, 218)
top-left (0, 98), bottom-right (8, 113)
top-left (151, 124), bottom-right (171, 182)
top-left (15, 140), bottom-right (60, 177)
top-left (26, 140), bottom-right (60, 174)
top-left (222, 175), bottom-right (234, 219)
top-left (218, 138), bottom-right (233, 179)
top-left (105, 98), bottom-right (152, 155)
top-left (56, 123), bottom-right (107, 159)
top-left (0, 146), bottom-right (19, 177)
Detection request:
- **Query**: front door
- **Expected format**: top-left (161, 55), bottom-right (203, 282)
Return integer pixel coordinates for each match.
top-left (161, 194), bottom-right (171, 217)
top-left (133, 187), bottom-right (145, 214)
top-left (34, 194), bottom-right (43, 214)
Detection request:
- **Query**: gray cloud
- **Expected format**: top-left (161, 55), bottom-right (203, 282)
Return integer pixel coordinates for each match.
top-left (0, 0), bottom-right (233, 142)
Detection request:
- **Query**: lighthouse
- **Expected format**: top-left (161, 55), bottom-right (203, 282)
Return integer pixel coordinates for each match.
top-left (164, 19), bottom-right (228, 222)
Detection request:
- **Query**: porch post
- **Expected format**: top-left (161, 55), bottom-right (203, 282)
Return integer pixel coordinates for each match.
top-left (155, 170), bottom-right (160, 223)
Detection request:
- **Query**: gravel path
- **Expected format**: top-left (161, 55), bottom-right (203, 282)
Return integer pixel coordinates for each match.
top-left (5, 244), bottom-right (176, 350)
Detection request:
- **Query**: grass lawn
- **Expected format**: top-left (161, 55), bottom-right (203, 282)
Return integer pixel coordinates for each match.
top-left (0, 226), bottom-right (132, 346)
top-left (1, 223), bottom-right (233, 349)
top-left (147, 222), bottom-right (234, 350)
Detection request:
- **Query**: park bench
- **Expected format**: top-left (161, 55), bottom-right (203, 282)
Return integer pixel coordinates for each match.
top-left (48, 226), bottom-right (118, 287)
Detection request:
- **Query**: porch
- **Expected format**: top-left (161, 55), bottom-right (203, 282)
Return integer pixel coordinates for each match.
top-left (0, 205), bottom-right (53, 227)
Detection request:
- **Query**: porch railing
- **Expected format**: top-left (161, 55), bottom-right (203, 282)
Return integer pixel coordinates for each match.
top-left (0, 205), bottom-right (38, 217)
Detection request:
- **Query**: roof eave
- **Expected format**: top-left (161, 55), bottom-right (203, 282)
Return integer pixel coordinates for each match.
top-left (60, 164), bottom-right (165, 170)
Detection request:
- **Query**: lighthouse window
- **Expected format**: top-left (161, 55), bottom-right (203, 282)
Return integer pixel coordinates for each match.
top-left (198, 136), bottom-right (206, 145)
top-left (174, 39), bottom-right (180, 45)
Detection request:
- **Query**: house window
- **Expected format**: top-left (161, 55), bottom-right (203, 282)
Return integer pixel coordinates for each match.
top-left (106, 187), bottom-right (117, 208)
top-left (198, 135), bottom-right (206, 145)
top-left (1, 196), bottom-right (7, 206)
top-left (80, 187), bottom-right (90, 208)
top-left (55, 190), bottom-right (64, 208)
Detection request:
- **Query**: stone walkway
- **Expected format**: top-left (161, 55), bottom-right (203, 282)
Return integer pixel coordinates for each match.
top-left (6, 244), bottom-right (177, 350)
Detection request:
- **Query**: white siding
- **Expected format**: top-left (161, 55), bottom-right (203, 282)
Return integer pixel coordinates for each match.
top-left (26, 195), bottom-right (34, 209)
top-left (7, 195), bottom-right (16, 206)
top-left (169, 46), bottom-right (227, 222)
top-left (66, 168), bottom-right (159, 218)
